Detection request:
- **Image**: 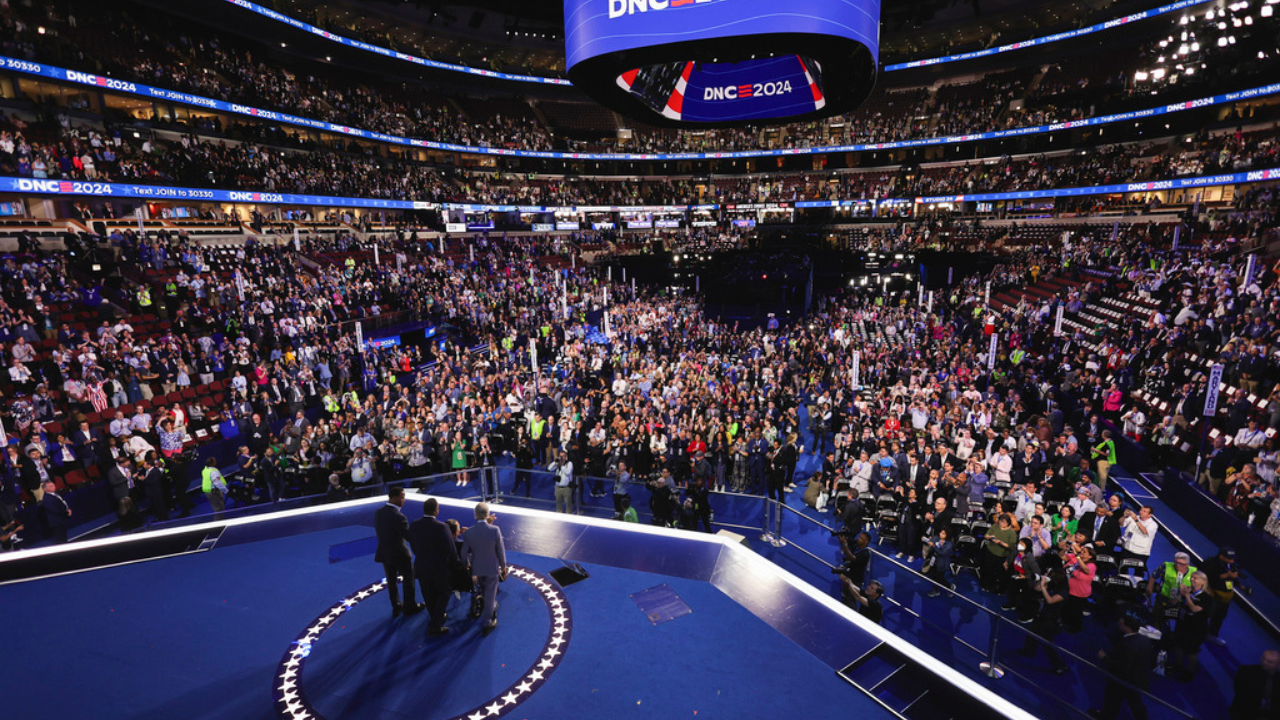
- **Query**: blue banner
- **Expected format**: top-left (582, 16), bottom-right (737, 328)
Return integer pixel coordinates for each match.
top-left (0, 176), bottom-right (726, 212)
top-left (3, 55), bottom-right (1276, 162)
top-left (219, 0), bottom-right (571, 85)
top-left (909, 168), bottom-right (1280, 204)
top-left (4, 171), bottom-right (1278, 211)
top-left (0, 176), bottom-right (423, 209)
top-left (4, 169), bottom-right (1278, 208)
top-left (885, 0), bottom-right (1212, 71)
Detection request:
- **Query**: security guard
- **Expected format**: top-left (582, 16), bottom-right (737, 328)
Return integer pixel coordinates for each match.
top-left (201, 457), bottom-right (228, 516)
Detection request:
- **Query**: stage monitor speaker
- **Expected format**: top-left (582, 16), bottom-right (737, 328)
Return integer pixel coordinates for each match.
top-left (550, 562), bottom-right (590, 588)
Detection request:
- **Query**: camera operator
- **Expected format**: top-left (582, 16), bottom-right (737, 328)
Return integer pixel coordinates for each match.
top-left (1201, 546), bottom-right (1249, 646)
top-left (840, 577), bottom-right (885, 624)
top-left (835, 532), bottom-right (872, 586)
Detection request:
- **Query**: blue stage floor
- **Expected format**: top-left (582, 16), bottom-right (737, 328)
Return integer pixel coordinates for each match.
top-left (1, 514), bottom-right (884, 720)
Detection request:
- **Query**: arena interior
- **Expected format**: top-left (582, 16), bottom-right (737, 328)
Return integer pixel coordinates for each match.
top-left (1, 0), bottom-right (1280, 718)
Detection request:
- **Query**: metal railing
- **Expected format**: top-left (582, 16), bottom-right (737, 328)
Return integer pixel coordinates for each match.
top-left (766, 501), bottom-right (1199, 720)
top-left (133, 462), bottom-right (1197, 720)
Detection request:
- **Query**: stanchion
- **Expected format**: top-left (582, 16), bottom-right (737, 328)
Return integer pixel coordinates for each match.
top-left (490, 467), bottom-right (504, 504)
top-left (978, 619), bottom-right (1005, 678)
top-left (759, 499), bottom-right (777, 544)
top-left (771, 501), bottom-right (784, 547)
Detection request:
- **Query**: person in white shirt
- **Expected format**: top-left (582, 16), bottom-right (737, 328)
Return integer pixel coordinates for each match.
top-left (1068, 487), bottom-right (1097, 518)
top-left (1121, 407), bottom-right (1147, 442)
top-left (1012, 483), bottom-right (1042, 524)
top-left (548, 450), bottom-right (575, 514)
top-left (989, 446), bottom-right (1014, 484)
top-left (1235, 420), bottom-right (1266, 452)
top-left (109, 411), bottom-right (133, 438)
top-left (1120, 505), bottom-right (1158, 566)
top-left (851, 452), bottom-right (873, 494)
top-left (955, 429), bottom-right (976, 460)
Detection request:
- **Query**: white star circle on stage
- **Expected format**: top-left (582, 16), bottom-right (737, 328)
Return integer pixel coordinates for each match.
top-left (273, 567), bottom-right (573, 720)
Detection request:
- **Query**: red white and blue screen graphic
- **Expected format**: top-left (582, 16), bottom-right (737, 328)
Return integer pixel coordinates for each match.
top-left (618, 56), bottom-right (824, 122)
top-left (564, 0), bottom-right (880, 71)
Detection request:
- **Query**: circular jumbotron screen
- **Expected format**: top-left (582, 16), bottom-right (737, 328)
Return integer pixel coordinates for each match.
top-left (565, 0), bottom-right (880, 128)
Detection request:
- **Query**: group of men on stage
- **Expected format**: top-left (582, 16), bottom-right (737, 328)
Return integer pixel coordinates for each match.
top-left (374, 487), bottom-right (507, 635)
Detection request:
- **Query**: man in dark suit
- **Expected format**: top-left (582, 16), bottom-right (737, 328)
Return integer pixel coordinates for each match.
top-left (461, 502), bottom-right (507, 635)
top-left (1231, 649), bottom-right (1280, 719)
top-left (106, 458), bottom-right (136, 504)
top-left (39, 480), bottom-right (71, 544)
top-left (19, 450), bottom-right (49, 504)
top-left (374, 486), bottom-right (422, 618)
top-left (1091, 613), bottom-right (1154, 720)
top-left (72, 420), bottom-right (102, 469)
top-left (141, 455), bottom-right (169, 522)
top-left (1078, 503), bottom-right (1122, 554)
top-left (409, 497), bottom-right (462, 636)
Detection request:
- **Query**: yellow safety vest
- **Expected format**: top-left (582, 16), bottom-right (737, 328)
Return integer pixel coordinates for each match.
top-left (202, 467), bottom-right (221, 493)
top-left (1158, 562), bottom-right (1196, 599)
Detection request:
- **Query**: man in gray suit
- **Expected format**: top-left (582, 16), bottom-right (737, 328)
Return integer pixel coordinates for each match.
top-left (461, 502), bottom-right (507, 635)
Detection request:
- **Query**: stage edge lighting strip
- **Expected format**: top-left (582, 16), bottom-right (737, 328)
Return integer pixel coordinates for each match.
top-left (3, 168), bottom-right (1278, 210)
top-left (884, 0), bottom-right (1214, 71)
top-left (218, 0), bottom-right (572, 85)
top-left (2, 55), bottom-right (1273, 162)
top-left (0, 493), bottom-right (1036, 720)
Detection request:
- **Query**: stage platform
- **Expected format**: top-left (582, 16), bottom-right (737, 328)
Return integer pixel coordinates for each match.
top-left (1, 496), bottom-right (1034, 720)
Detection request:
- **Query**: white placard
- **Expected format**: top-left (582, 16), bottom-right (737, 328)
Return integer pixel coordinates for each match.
top-left (988, 333), bottom-right (998, 370)
top-left (1203, 363), bottom-right (1224, 417)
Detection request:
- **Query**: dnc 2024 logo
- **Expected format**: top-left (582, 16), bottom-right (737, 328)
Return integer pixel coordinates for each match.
top-left (608, 0), bottom-right (715, 19)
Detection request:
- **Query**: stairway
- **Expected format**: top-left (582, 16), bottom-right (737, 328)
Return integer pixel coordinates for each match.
top-left (988, 276), bottom-right (1081, 311)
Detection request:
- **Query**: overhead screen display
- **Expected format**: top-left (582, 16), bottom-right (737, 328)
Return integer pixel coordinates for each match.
top-left (565, 0), bottom-right (878, 69)
top-left (565, 0), bottom-right (879, 126)
top-left (620, 56), bottom-right (822, 123)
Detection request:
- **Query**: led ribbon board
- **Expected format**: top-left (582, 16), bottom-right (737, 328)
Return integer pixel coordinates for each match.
top-left (3, 56), bottom-right (1276, 161)
top-left (6, 168), bottom-right (1277, 209)
top-left (564, 0), bottom-right (880, 127)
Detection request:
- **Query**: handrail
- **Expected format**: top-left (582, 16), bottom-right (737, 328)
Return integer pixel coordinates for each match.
top-left (770, 499), bottom-right (1198, 720)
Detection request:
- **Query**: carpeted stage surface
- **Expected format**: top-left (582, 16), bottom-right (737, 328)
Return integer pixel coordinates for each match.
top-left (1, 526), bottom-right (867, 720)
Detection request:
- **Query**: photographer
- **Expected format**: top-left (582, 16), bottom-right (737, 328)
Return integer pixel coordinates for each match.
top-left (835, 532), bottom-right (872, 586)
top-left (840, 578), bottom-right (885, 624)
top-left (1201, 546), bottom-right (1246, 646)
top-left (1016, 569), bottom-right (1068, 674)
top-left (1119, 505), bottom-right (1157, 567)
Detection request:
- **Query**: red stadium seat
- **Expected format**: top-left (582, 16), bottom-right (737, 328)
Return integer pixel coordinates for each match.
top-left (63, 469), bottom-right (89, 487)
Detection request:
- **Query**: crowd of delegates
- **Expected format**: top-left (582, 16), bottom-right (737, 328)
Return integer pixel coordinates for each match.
top-left (6, 0), bottom-right (1279, 160)
top-left (5, 104), bottom-right (1280, 215)
top-left (0, 182), bottom-right (1277, 718)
